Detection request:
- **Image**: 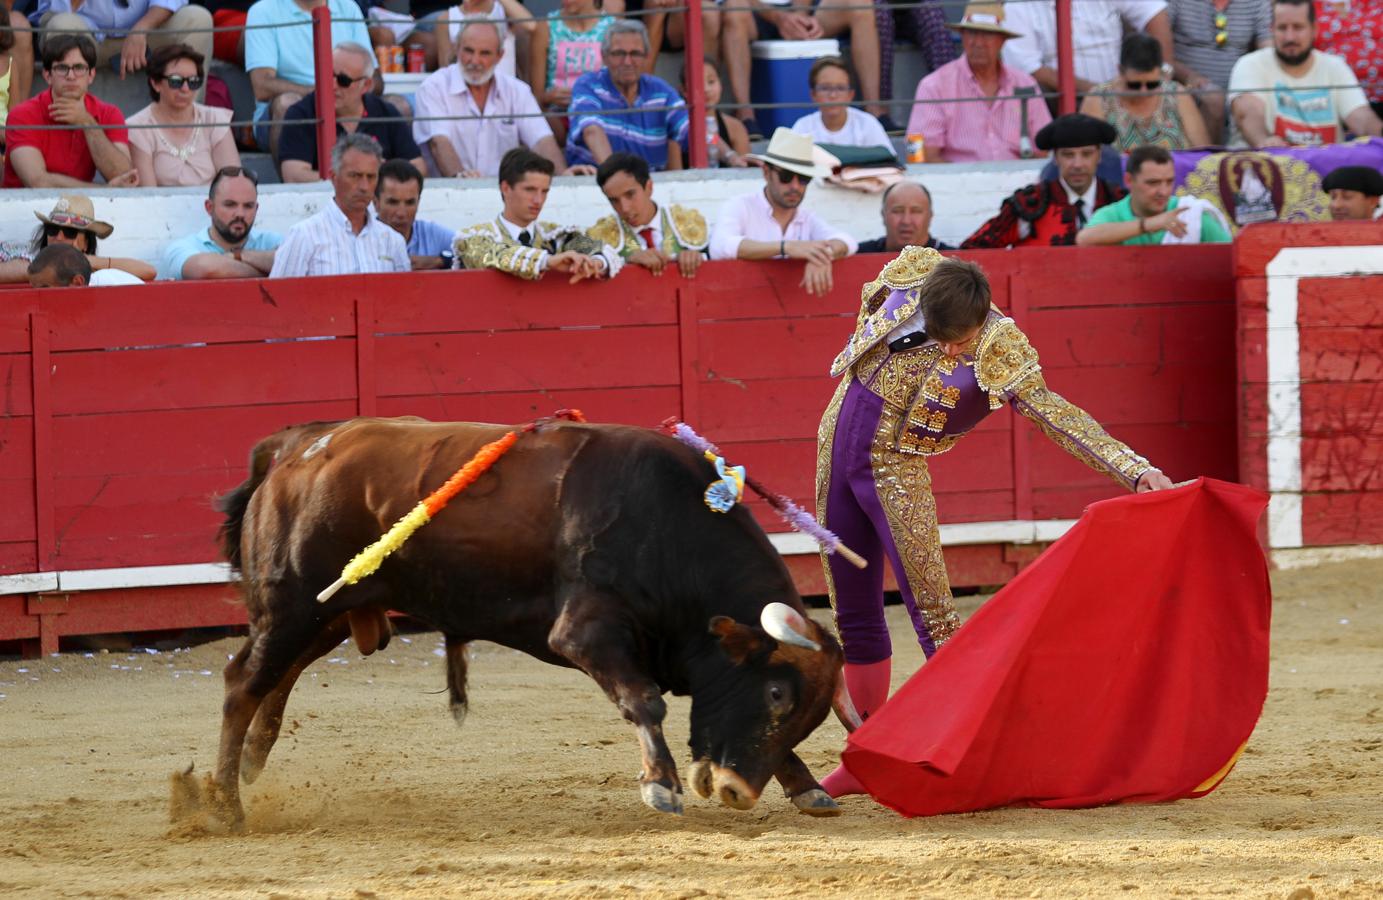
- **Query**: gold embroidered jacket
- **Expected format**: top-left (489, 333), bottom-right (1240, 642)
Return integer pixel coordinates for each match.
top-left (586, 204), bottom-right (710, 258)
top-left (453, 216), bottom-right (624, 280)
top-left (833, 246), bottom-right (1154, 490)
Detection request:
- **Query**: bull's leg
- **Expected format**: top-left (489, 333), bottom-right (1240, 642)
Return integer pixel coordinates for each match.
top-left (241, 614), bottom-right (353, 783)
top-left (775, 751), bottom-right (842, 818)
top-left (212, 619), bottom-right (324, 831)
top-left (548, 599), bottom-right (683, 815)
top-left (444, 636), bottom-right (470, 725)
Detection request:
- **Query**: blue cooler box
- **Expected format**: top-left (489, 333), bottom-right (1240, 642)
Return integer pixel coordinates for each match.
top-left (750, 39), bottom-right (841, 134)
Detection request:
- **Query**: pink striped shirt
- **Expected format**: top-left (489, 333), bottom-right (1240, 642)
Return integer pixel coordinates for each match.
top-left (908, 57), bottom-right (1053, 163)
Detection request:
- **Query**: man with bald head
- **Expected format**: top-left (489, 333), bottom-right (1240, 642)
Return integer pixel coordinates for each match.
top-left (858, 181), bottom-right (952, 254)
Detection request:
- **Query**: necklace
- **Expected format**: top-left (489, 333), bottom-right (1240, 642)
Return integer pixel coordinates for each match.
top-left (152, 107), bottom-right (199, 162)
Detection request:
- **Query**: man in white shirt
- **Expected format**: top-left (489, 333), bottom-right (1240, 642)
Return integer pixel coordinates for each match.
top-left (27, 243), bottom-right (143, 287)
top-left (709, 128), bottom-right (857, 298)
top-left (454, 147), bottom-right (621, 281)
top-left (270, 133), bottom-right (410, 279)
top-left (1003, 0), bottom-right (1172, 94)
top-left (790, 57), bottom-right (894, 153)
top-left (412, 20), bottom-right (581, 178)
top-left (1228, 0), bottom-right (1383, 147)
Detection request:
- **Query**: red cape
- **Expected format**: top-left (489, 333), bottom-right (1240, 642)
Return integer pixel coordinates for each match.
top-left (841, 478), bottom-right (1271, 817)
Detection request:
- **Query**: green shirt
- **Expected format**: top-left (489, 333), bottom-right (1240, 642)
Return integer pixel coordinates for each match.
top-left (1085, 194), bottom-right (1233, 245)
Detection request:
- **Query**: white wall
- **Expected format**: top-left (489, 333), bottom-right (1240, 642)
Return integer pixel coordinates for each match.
top-left (2, 160), bottom-right (1044, 267)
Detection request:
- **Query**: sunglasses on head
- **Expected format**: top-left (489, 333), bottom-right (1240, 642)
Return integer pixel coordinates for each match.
top-left (44, 223), bottom-right (86, 240)
top-left (161, 74), bottom-right (203, 91)
top-left (334, 71), bottom-right (368, 88)
top-left (770, 165), bottom-right (810, 185)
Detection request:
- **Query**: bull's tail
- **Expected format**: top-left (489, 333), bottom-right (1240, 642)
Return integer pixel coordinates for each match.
top-left (215, 422), bottom-right (340, 571)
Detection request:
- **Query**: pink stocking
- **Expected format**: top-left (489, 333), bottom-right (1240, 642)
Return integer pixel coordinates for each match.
top-left (819, 658), bottom-right (891, 798)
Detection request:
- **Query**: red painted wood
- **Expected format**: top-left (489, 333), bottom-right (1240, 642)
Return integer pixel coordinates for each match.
top-left (356, 297), bottom-right (377, 417)
top-left (30, 313), bottom-right (54, 570)
top-left (0, 352), bottom-right (33, 416)
top-left (1298, 277), bottom-right (1383, 328)
top-left (677, 284), bottom-right (701, 424)
top-left (1233, 221), bottom-right (1383, 276)
top-left (1302, 491), bottom-right (1383, 546)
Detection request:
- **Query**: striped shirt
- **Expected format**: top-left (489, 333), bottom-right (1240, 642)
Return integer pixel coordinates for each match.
top-left (565, 69), bottom-right (689, 170)
top-left (1168, 0), bottom-right (1271, 90)
top-left (269, 200), bottom-right (410, 279)
top-left (1003, 0), bottom-right (1167, 86)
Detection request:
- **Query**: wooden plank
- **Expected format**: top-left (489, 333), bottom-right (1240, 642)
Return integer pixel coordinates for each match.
top-left (0, 594), bottom-right (39, 641)
top-left (1015, 245), bottom-right (1233, 309)
top-left (375, 327), bottom-right (680, 397)
top-left (31, 313), bottom-right (53, 570)
top-left (678, 284), bottom-right (701, 425)
top-left (1033, 363), bottom-right (1236, 426)
top-left (374, 268), bottom-right (679, 332)
top-left (1301, 490), bottom-right (1383, 547)
top-left (0, 352), bottom-right (33, 416)
top-left (0, 541), bottom-right (37, 577)
top-left (1301, 437), bottom-right (1383, 493)
top-left (1298, 277), bottom-right (1383, 328)
top-left (1297, 327), bottom-right (1383, 384)
top-left (356, 297), bottom-right (376, 417)
top-left (1234, 221), bottom-right (1383, 277)
top-left (42, 277), bottom-right (359, 351)
top-left (697, 317), bottom-right (851, 381)
top-left (377, 386), bottom-right (681, 427)
top-left (50, 339), bottom-right (358, 416)
top-left (1024, 303), bottom-right (1235, 368)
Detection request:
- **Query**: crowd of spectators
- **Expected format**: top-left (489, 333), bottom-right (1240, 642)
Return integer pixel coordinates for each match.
top-left (0, 0), bottom-right (1380, 292)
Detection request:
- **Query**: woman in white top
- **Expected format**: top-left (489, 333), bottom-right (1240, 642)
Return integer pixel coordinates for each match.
top-left (790, 57), bottom-right (893, 153)
top-left (127, 44), bottom-right (240, 187)
top-left (437, 0), bottom-right (534, 77)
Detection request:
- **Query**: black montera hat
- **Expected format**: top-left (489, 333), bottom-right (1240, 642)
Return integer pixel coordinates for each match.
top-left (1321, 165), bottom-right (1383, 197)
top-left (1034, 114), bottom-right (1118, 151)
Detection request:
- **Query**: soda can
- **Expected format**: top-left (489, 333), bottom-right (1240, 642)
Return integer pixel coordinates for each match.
top-left (390, 45), bottom-right (405, 74)
top-left (407, 43), bottom-right (425, 74)
top-left (906, 133), bottom-right (926, 164)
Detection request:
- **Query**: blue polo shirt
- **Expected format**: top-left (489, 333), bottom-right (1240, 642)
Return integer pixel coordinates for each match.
top-left (244, 0), bottom-right (375, 120)
top-left (159, 227), bottom-right (285, 280)
top-left (406, 218), bottom-right (456, 256)
top-left (566, 69), bottom-right (689, 171)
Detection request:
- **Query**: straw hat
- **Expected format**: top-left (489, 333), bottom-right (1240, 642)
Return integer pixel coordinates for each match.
top-left (34, 195), bottom-right (114, 239)
top-left (747, 128), bottom-right (832, 180)
top-left (947, 2), bottom-right (1023, 39)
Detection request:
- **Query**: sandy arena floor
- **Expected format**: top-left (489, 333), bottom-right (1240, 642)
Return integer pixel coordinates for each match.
top-left (0, 558), bottom-right (1380, 898)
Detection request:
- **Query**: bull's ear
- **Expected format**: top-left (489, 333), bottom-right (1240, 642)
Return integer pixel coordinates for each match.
top-left (709, 615), bottom-right (768, 666)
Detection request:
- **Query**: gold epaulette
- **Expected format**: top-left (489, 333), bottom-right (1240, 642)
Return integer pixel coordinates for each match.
top-left (974, 318), bottom-right (1042, 404)
top-left (667, 204), bottom-right (708, 251)
top-left (587, 215), bottom-right (624, 251)
top-left (877, 245), bottom-right (945, 290)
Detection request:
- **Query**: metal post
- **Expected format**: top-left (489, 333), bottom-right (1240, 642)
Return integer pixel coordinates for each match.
top-left (684, 1), bottom-right (708, 169)
top-left (312, 6), bottom-right (337, 181)
top-left (1055, 0), bottom-right (1076, 115)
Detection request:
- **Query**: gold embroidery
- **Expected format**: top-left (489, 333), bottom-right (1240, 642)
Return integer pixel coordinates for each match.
top-left (920, 373), bottom-right (944, 403)
top-left (938, 385), bottom-right (960, 409)
top-left (586, 215), bottom-right (627, 255)
top-left (877, 245), bottom-right (946, 290)
top-left (870, 408), bottom-right (961, 649)
top-left (974, 319), bottom-right (1041, 398)
top-left (1011, 382), bottom-right (1152, 490)
top-left (667, 204), bottom-right (708, 250)
top-left (815, 377), bottom-right (852, 617)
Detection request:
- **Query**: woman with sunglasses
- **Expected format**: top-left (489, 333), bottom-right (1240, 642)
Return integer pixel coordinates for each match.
top-left (1080, 32), bottom-right (1210, 151)
top-left (126, 44), bottom-right (241, 187)
top-left (25, 195), bottom-right (156, 283)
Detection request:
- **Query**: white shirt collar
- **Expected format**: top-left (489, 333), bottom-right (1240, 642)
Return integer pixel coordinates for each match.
top-left (1060, 177), bottom-right (1097, 211)
top-left (328, 199), bottom-right (380, 233)
top-left (498, 214), bottom-right (533, 241)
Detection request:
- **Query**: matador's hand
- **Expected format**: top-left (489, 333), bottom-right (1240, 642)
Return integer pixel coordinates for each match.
top-left (1136, 469), bottom-right (1174, 492)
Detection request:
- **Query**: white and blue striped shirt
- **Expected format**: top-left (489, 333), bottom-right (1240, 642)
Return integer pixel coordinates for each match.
top-left (269, 200), bottom-right (410, 279)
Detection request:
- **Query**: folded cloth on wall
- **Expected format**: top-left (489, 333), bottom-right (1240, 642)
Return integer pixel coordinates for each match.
top-left (817, 143), bottom-right (903, 194)
top-left (1160, 196), bottom-right (1232, 245)
top-left (840, 478), bottom-right (1271, 818)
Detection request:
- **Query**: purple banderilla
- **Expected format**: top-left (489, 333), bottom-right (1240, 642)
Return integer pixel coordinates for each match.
top-left (660, 418), bottom-right (866, 570)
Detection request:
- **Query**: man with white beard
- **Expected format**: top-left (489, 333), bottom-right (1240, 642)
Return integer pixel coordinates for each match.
top-left (412, 19), bottom-right (588, 178)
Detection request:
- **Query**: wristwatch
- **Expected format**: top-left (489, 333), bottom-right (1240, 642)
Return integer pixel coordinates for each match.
top-left (439, 249), bottom-right (455, 268)
top-left (232, 248), bottom-right (243, 262)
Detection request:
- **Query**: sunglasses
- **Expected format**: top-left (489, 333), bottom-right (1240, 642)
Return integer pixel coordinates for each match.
top-left (44, 223), bottom-right (87, 239)
top-left (1124, 79), bottom-right (1163, 91)
top-left (161, 74), bottom-right (203, 91)
top-left (334, 71), bottom-right (369, 88)
top-left (770, 165), bottom-right (810, 185)
top-left (1214, 11), bottom-right (1229, 48)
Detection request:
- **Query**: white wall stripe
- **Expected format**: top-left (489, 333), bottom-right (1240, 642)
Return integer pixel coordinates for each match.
top-left (1263, 245), bottom-right (1383, 549)
top-left (0, 519), bottom-right (1078, 596)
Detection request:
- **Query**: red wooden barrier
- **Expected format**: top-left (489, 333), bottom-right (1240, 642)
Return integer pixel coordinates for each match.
top-left (1235, 222), bottom-right (1383, 550)
top-left (0, 248), bottom-right (1238, 655)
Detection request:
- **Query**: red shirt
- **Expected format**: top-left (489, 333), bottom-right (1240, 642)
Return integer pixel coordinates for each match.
top-left (2, 89), bottom-right (129, 188)
top-left (1317, 1), bottom-right (1383, 104)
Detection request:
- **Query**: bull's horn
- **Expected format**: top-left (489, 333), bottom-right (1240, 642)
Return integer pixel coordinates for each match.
top-left (833, 672), bottom-right (864, 732)
top-left (760, 602), bottom-right (820, 652)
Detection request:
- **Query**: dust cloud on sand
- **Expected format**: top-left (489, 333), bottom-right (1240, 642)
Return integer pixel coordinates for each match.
top-left (0, 559), bottom-right (1379, 898)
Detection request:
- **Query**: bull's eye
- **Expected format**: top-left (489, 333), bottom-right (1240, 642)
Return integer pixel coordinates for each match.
top-left (766, 681), bottom-right (793, 716)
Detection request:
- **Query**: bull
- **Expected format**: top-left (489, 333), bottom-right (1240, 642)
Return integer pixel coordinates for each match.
top-left (197, 416), bottom-right (859, 829)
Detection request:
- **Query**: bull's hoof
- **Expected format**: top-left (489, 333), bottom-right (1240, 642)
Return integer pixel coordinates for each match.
top-left (688, 760), bottom-right (714, 800)
top-left (790, 789), bottom-right (842, 817)
top-left (640, 781), bottom-right (684, 815)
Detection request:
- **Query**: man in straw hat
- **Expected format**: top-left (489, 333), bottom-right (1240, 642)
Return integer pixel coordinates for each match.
top-left (0, 195), bottom-right (155, 284)
top-left (814, 249), bottom-right (1173, 798)
top-left (1322, 165), bottom-right (1383, 221)
top-left (962, 113), bottom-right (1127, 248)
top-left (910, 3), bottom-right (1051, 163)
top-left (708, 127), bottom-right (857, 297)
